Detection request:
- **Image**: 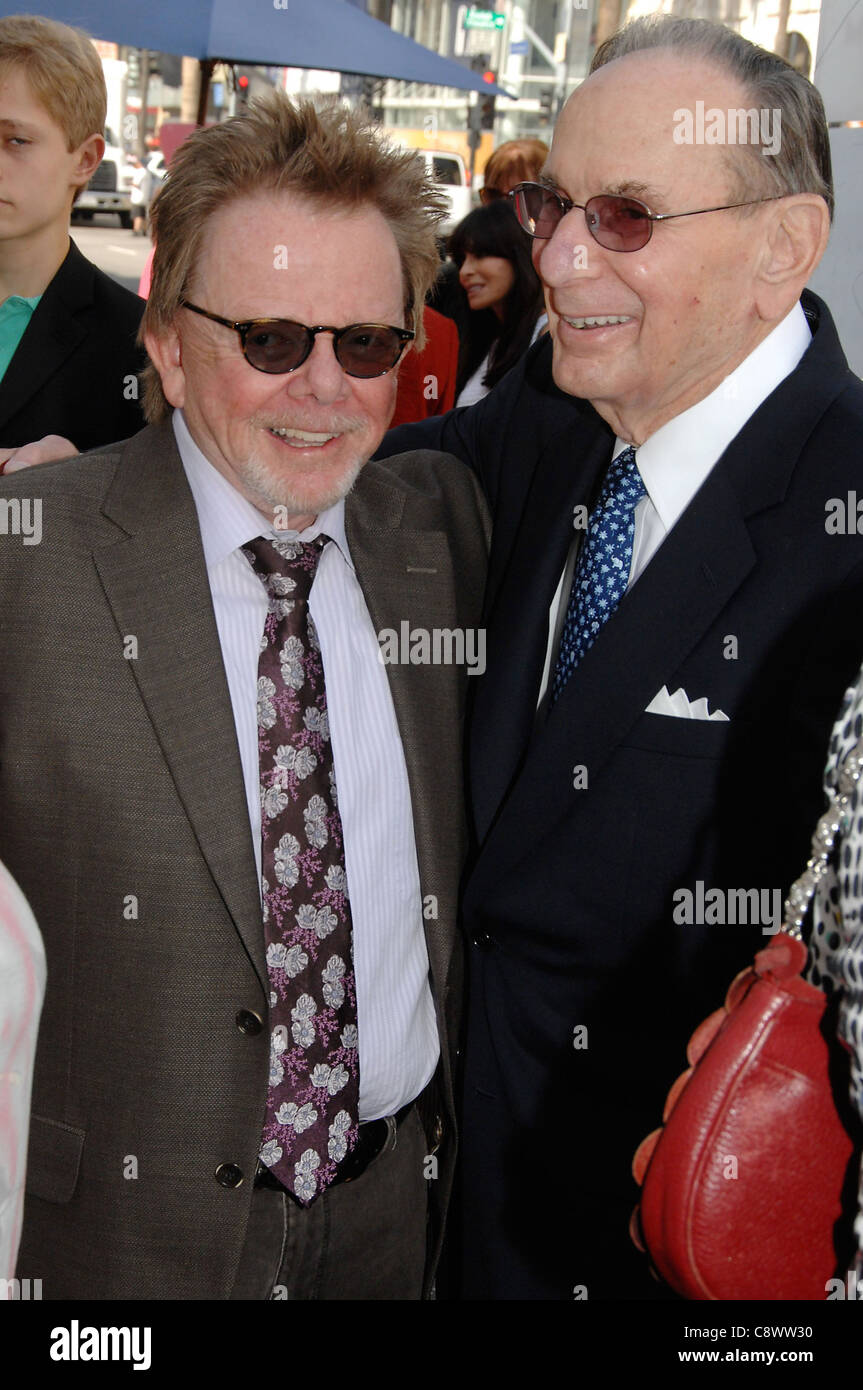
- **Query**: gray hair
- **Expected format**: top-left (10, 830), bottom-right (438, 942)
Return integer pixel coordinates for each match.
top-left (590, 16), bottom-right (833, 220)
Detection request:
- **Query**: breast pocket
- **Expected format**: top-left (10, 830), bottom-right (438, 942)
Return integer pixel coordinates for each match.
top-left (623, 709), bottom-right (735, 759)
top-left (24, 1113), bottom-right (85, 1204)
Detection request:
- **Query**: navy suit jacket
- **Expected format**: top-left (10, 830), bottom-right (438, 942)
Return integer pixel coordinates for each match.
top-left (379, 291), bottom-right (863, 1299)
top-left (0, 239), bottom-right (146, 451)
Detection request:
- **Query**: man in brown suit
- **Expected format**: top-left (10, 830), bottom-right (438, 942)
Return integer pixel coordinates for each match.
top-left (0, 94), bottom-right (487, 1299)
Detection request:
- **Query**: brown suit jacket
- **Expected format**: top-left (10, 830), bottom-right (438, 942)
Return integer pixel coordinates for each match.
top-left (0, 421), bottom-right (488, 1298)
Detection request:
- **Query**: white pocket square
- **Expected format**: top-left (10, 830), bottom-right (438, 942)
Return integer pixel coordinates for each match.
top-left (645, 684), bottom-right (729, 722)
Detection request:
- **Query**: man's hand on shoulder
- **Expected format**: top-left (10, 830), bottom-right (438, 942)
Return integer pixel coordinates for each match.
top-left (0, 435), bottom-right (79, 474)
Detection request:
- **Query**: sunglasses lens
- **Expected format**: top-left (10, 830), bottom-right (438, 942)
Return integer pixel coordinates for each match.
top-left (513, 184), bottom-right (564, 238)
top-left (244, 321), bottom-right (309, 373)
top-left (241, 320), bottom-right (406, 377)
top-left (337, 325), bottom-right (406, 378)
top-left (586, 196), bottom-right (651, 251)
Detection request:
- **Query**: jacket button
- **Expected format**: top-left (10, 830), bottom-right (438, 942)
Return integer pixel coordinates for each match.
top-left (473, 931), bottom-right (492, 948)
top-left (235, 1008), bottom-right (263, 1036)
top-left (214, 1163), bottom-right (245, 1188)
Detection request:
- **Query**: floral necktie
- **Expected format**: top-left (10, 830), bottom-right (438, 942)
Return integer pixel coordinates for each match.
top-left (242, 535), bottom-right (359, 1204)
top-left (551, 446), bottom-right (645, 703)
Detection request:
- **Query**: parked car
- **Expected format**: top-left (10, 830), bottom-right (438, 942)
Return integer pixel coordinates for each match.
top-left (73, 127), bottom-right (135, 227)
top-left (397, 148), bottom-right (474, 234)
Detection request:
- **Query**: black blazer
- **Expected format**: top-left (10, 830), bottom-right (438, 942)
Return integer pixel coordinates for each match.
top-left (379, 291), bottom-right (863, 1299)
top-left (0, 239), bottom-right (146, 450)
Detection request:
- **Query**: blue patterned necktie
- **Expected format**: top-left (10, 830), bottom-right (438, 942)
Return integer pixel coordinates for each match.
top-left (551, 445), bottom-right (645, 704)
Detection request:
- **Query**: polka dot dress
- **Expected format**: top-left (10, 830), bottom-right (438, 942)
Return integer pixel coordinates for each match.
top-left (810, 673), bottom-right (863, 1294)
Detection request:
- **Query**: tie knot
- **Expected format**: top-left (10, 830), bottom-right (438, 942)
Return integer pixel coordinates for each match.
top-left (242, 535), bottom-right (328, 603)
top-left (599, 445), bottom-right (644, 508)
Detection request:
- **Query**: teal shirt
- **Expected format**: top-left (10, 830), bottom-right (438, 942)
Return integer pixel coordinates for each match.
top-left (0, 294), bottom-right (42, 382)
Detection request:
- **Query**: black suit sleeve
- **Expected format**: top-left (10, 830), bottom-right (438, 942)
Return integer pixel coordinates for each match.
top-left (375, 336), bottom-right (597, 518)
top-left (376, 396), bottom-right (496, 494)
top-left (375, 339), bottom-right (554, 508)
top-left (0, 242), bottom-right (147, 450)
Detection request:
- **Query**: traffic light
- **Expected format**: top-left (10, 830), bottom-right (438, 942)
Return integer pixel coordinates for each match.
top-left (480, 70), bottom-right (496, 131)
top-left (126, 48), bottom-right (140, 90)
top-left (157, 54), bottom-right (182, 88)
top-left (539, 89), bottom-right (553, 126)
top-left (234, 67), bottom-right (252, 103)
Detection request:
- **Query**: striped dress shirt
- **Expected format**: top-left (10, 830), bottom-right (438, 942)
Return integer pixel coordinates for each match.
top-left (174, 409), bottom-right (438, 1121)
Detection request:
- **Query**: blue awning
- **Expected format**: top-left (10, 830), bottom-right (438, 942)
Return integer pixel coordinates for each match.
top-left (6, 0), bottom-right (513, 96)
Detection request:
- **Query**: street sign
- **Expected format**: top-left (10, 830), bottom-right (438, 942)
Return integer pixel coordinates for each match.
top-left (509, 39), bottom-right (529, 55)
top-left (464, 8), bottom-right (505, 30)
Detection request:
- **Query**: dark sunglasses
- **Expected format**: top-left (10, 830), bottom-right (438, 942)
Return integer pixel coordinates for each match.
top-left (509, 181), bottom-right (785, 253)
top-left (180, 301), bottom-right (414, 377)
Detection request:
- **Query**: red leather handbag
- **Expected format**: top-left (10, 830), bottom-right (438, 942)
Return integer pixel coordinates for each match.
top-left (631, 748), bottom-right (863, 1301)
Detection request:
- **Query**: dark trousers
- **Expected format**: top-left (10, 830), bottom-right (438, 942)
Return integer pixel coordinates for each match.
top-left (230, 1105), bottom-right (429, 1299)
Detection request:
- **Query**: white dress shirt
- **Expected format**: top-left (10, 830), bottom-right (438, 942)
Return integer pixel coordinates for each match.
top-left (174, 410), bottom-right (438, 1121)
top-left (538, 302), bottom-right (813, 702)
top-left (0, 862), bottom-right (45, 1283)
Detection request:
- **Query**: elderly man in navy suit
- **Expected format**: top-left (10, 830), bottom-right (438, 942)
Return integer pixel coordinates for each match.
top-left (379, 16), bottom-right (863, 1299)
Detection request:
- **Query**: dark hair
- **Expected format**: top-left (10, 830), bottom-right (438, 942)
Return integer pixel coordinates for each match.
top-left (448, 200), bottom-right (545, 394)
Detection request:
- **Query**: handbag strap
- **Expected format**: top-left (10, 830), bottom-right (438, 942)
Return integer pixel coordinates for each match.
top-left (783, 737), bottom-right (863, 941)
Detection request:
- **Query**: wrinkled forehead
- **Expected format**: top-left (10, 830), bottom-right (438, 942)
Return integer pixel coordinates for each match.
top-left (546, 50), bottom-right (750, 199)
top-left (190, 191), bottom-right (406, 322)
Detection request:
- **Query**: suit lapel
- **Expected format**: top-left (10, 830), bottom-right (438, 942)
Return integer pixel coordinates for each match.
top-left (0, 242), bottom-right (90, 437)
top-left (469, 417), bottom-right (612, 842)
top-left (345, 469), bottom-right (460, 997)
top-left (93, 424), bottom-right (266, 986)
top-left (474, 464), bottom-right (757, 879)
top-left (472, 299), bottom-right (851, 875)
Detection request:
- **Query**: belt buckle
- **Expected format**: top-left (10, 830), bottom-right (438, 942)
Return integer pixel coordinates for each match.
top-left (256, 1109), bottom-right (404, 1193)
top-left (339, 1116), bottom-right (391, 1185)
top-left (254, 1160), bottom-right (284, 1191)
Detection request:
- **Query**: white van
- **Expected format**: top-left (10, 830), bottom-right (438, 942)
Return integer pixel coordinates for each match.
top-left (409, 149), bottom-right (474, 234)
top-left (74, 128), bottom-right (135, 227)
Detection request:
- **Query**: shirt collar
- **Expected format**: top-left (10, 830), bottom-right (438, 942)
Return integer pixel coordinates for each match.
top-left (0, 292), bottom-right (41, 319)
top-left (173, 407), bottom-right (354, 572)
top-left (614, 300), bottom-right (812, 533)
